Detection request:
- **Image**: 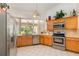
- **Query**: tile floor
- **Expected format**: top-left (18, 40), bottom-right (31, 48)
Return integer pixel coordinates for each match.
top-left (17, 45), bottom-right (79, 56)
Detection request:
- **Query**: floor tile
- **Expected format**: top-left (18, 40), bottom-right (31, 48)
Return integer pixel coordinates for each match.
top-left (17, 45), bottom-right (79, 56)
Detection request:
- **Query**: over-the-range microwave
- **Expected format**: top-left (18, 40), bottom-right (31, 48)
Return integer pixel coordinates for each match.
top-left (53, 23), bottom-right (64, 29)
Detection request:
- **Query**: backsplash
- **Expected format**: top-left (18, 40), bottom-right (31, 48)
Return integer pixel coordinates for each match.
top-left (65, 30), bottom-right (79, 38)
top-left (78, 16), bottom-right (79, 29)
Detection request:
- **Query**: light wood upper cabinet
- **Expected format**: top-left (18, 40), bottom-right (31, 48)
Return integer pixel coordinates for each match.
top-left (47, 16), bottom-right (78, 30)
top-left (47, 20), bottom-right (54, 31)
top-left (54, 18), bottom-right (65, 23)
top-left (65, 16), bottom-right (78, 30)
top-left (66, 37), bottom-right (79, 53)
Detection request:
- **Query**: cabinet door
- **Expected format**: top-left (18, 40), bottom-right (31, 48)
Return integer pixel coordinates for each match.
top-left (47, 24), bottom-right (53, 31)
top-left (16, 36), bottom-right (32, 47)
top-left (16, 36), bottom-right (22, 47)
top-left (44, 35), bottom-right (53, 46)
top-left (66, 40), bottom-right (77, 51)
top-left (21, 36), bottom-right (26, 46)
top-left (65, 16), bottom-right (78, 30)
top-left (47, 20), bottom-right (53, 31)
top-left (66, 38), bottom-right (78, 52)
top-left (48, 36), bottom-right (53, 46)
top-left (43, 36), bottom-right (49, 45)
top-left (54, 18), bottom-right (64, 23)
top-left (26, 36), bottom-right (32, 45)
top-left (77, 41), bottom-right (79, 52)
top-left (39, 35), bottom-right (44, 44)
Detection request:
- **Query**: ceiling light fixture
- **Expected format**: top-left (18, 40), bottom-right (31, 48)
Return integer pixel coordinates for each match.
top-left (32, 4), bottom-right (40, 19)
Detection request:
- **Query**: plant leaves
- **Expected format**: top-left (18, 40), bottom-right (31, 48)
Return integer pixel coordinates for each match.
top-left (0, 3), bottom-right (9, 9)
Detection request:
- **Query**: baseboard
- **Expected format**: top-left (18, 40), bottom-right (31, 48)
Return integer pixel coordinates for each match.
top-left (33, 43), bottom-right (40, 45)
top-left (66, 49), bottom-right (79, 54)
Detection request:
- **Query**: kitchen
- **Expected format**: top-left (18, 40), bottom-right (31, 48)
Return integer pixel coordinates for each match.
top-left (0, 3), bottom-right (79, 56)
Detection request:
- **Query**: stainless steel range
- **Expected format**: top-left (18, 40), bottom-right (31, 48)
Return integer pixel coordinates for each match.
top-left (53, 22), bottom-right (65, 50)
top-left (53, 31), bottom-right (65, 50)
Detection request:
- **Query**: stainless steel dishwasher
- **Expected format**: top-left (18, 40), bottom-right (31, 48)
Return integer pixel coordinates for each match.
top-left (32, 35), bottom-right (39, 45)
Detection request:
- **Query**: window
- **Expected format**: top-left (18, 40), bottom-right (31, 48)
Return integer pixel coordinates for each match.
top-left (20, 19), bottom-right (33, 35)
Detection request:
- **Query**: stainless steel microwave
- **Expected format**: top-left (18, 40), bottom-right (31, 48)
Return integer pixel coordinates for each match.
top-left (53, 23), bottom-right (64, 29)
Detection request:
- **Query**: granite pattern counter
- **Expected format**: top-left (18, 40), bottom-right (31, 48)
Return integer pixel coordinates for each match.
top-left (65, 30), bottom-right (79, 38)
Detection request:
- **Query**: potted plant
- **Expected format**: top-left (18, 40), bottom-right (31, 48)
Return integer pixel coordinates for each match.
top-left (0, 3), bottom-right (9, 12)
top-left (54, 10), bottom-right (67, 20)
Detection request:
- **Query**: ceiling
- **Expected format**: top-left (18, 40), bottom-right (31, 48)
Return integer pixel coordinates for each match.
top-left (8, 3), bottom-right (59, 19)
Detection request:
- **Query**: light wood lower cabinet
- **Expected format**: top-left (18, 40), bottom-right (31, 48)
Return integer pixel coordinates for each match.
top-left (39, 35), bottom-right (44, 44)
top-left (44, 35), bottom-right (53, 46)
top-left (66, 37), bottom-right (79, 53)
top-left (26, 36), bottom-right (32, 45)
top-left (16, 36), bottom-right (32, 47)
top-left (39, 35), bottom-right (53, 46)
top-left (16, 36), bottom-right (22, 46)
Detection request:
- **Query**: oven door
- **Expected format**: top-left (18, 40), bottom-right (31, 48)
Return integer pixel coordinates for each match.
top-left (53, 37), bottom-right (65, 46)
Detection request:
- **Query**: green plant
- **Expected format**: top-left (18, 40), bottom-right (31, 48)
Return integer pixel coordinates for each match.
top-left (0, 3), bottom-right (9, 9)
top-left (20, 25), bottom-right (33, 34)
top-left (54, 10), bottom-right (67, 19)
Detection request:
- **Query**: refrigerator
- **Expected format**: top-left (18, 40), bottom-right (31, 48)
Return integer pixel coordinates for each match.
top-left (0, 12), bottom-right (17, 56)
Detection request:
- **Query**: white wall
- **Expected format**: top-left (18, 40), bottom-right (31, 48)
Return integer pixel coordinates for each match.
top-left (45, 3), bottom-right (77, 19)
top-left (76, 4), bottom-right (79, 29)
top-left (41, 3), bottom-right (78, 31)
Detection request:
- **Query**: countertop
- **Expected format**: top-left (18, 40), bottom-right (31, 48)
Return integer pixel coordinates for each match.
top-left (65, 30), bottom-right (79, 38)
top-left (17, 34), bottom-right (32, 36)
top-left (17, 30), bottom-right (79, 38)
top-left (53, 30), bottom-right (79, 38)
top-left (17, 33), bottom-right (53, 36)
